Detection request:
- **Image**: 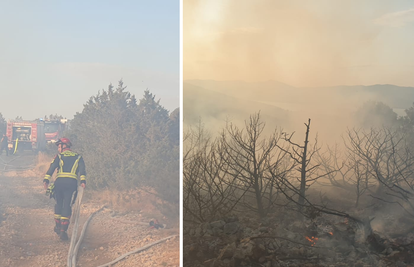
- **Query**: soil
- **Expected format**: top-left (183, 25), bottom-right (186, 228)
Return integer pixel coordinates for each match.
top-left (0, 153), bottom-right (179, 267)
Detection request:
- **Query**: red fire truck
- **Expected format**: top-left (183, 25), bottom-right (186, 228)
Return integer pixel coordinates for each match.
top-left (6, 120), bottom-right (46, 153)
top-left (44, 119), bottom-right (67, 143)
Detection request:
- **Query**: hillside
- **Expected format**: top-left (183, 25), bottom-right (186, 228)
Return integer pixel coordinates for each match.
top-left (185, 80), bottom-right (414, 111)
top-left (184, 80), bottom-right (414, 143)
top-left (184, 83), bottom-right (290, 132)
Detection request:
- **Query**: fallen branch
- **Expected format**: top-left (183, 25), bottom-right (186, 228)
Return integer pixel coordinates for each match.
top-left (249, 235), bottom-right (333, 249)
top-left (96, 235), bottom-right (178, 267)
top-left (110, 218), bottom-right (149, 226)
top-left (277, 256), bottom-right (319, 261)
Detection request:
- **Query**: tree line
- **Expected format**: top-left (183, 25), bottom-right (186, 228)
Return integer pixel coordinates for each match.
top-left (183, 101), bottom-right (414, 223)
top-left (66, 80), bottom-right (179, 203)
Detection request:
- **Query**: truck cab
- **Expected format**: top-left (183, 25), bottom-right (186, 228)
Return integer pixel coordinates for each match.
top-left (44, 119), bottom-right (67, 143)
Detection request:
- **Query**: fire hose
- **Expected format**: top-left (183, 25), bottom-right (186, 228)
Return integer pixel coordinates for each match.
top-left (65, 188), bottom-right (177, 267)
top-left (96, 235), bottom-right (178, 267)
top-left (67, 186), bottom-right (84, 267)
top-left (71, 205), bottom-right (105, 266)
top-left (13, 138), bottom-right (18, 154)
top-left (0, 154), bottom-right (22, 172)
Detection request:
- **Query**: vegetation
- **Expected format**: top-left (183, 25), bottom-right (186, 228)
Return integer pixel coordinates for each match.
top-left (66, 80), bottom-right (179, 203)
top-left (43, 114), bottom-right (65, 120)
top-left (354, 101), bottom-right (399, 129)
top-left (184, 101), bottom-right (414, 222)
top-left (0, 113), bottom-right (6, 136)
top-left (0, 80), bottom-right (179, 205)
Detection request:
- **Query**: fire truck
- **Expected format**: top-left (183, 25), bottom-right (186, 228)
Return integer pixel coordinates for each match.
top-left (44, 119), bottom-right (67, 143)
top-left (6, 120), bottom-right (47, 153)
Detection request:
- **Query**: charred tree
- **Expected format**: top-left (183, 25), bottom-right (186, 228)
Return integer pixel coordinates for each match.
top-left (280, 119), bottom-right (318, 209)
top-left (299, 119), bottom-right (311, 207)
top-left (316, 145), bottom-right (375, 208)
top-left (183, 123), bottom-right (243, 223)
top-left (345, 127), bottom-right (414, 216)
top-left (219, 113), bottom-right (292, 218)
top-left (275, 119), bottom-right (341, 214)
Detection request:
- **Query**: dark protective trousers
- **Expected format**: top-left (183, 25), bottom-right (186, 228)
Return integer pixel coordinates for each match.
top-left (0, 144), bottom-right (8, 156)
top-left (54, 178), bottom-right (77, 231)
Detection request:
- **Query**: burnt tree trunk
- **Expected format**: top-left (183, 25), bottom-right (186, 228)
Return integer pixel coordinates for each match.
top-left (298, 119), bottom-right (310, 207)
top-left (254, 173), bottom-right (265, 218)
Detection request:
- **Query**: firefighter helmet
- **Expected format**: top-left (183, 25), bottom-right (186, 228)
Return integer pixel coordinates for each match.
top-left (56, 137), bottom-right (72, 147)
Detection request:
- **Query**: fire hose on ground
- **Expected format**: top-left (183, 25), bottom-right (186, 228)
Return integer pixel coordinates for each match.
top-left (96, 235), bottom-right (178, 267)
top-left (0, 154), bottom-right (22, 172)
top-left (71, 205), bottom-right (106, 266)
top-left (67, 186), bottom-right (84, 267)
top-left (65, 187), bottom-right (177, 267)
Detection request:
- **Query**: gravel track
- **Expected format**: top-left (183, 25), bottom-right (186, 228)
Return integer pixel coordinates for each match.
top-left (0, 154), bottom-right (179, 267)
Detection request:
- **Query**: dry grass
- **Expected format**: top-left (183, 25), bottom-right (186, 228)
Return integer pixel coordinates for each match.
top-left (88, 188), bottom-right (160, 213)
top-left (33, 152), bottom-right (55, 176)
top-left (86, 188), bottom-right (179, 225)
top-left (2, 152), bottom-right (54, 178)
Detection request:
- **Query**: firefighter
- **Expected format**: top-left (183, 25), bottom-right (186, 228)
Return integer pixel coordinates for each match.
top-left (43, 137), bottom-right (86, 241)
top-left (0, 134), bottom-right (8, 156)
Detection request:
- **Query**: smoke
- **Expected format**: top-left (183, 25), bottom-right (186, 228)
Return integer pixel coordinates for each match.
top-left (185, 0), bottom-right (389, 87)
top-left (374, 7), bottom-right (414, 27)
top-left (185, 0), bottom-right (414, 87)
top-left (184, 0), bottom-right (414, 144)
top-left (184, 2), bottom-right (414, 249)
top-left (183, 79), bottom-right (397, 148)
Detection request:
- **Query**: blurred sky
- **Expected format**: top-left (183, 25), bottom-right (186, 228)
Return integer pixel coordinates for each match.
top-left (0, 0), bottom-right (179, 120)
top-left (184, 0), bottom-right (414, 87)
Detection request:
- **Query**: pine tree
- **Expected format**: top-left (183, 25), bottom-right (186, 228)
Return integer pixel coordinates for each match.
top-left (67, 81), bottom-right (179, 203)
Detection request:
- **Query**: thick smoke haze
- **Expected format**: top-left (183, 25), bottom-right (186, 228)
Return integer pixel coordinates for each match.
top-left (183, 80), bottom-right (404, 146)
top-left (184, 4), bottom-right (414, 265)
top-left (184, 0), bottom-right (414, 145)
top-left (185, 0), bottom-right (414, 87)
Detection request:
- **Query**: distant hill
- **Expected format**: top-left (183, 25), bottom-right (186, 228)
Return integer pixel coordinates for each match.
top-left (185, 80), bottom-right (414, 111)
top-left (184, 80), bottom-right (414, 140)
top-left (184, 83), bottom-right (290, 131)
top-left (318, 84), bottom-right (414, 109)
top-left (185, 80), bottom-right (299, 108)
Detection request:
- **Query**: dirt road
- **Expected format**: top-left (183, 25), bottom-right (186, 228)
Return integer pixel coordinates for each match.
top-left (0, 153), bottom-right (179, 267)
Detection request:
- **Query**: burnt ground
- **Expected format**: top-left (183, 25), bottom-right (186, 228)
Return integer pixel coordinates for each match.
top-left (0, 153), bottom-right (179, 267)
top-left (184, 189), bottom-right (414, 267)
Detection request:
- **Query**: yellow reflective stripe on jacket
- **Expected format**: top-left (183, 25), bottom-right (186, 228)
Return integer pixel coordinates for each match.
top-left (56, 172), bottom-right (78, 179)
top-left (80, 175), bottom-right (86, 181)
top-left (56, 154), bottom-right (81, 180)
top-left (71, 156), bottom-right (81, 174)
top-left (58, 154), bottom-right (64, 173)
top-left (44, 174), bottom-right (51, 180)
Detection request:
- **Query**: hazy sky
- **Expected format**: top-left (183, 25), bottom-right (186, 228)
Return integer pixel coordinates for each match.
top-left (184, 0), bottom-right (414, 87)
top-left (0, 0), bottom-right (179, 120)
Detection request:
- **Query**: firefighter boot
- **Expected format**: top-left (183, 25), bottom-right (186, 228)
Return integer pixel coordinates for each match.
top-left (54, 215), bottom-right (61, 235)
top-left (60, 217), bottom-right (70, 241)
top-left (54, 219), bottom-right (61, 235)
top-left (60, 231), bottom-right (68, 241)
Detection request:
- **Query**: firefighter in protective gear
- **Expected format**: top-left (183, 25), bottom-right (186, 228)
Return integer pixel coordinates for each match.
top-left (43, 137), bottom-right (86, 241)
top-left (0, 134), bottom-right (8, 156)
